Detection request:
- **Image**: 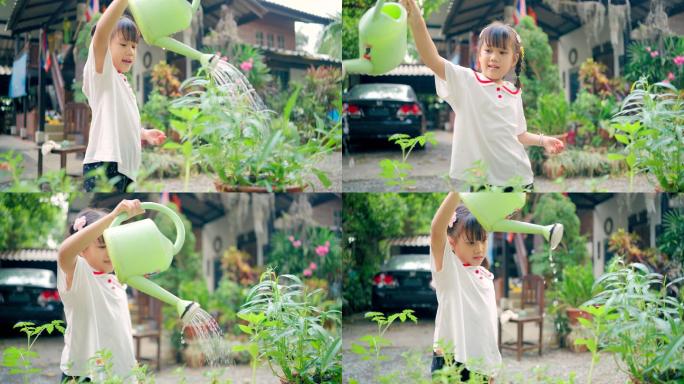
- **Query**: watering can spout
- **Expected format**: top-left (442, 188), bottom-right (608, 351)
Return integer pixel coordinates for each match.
top-left (372, 0), bottom-right (386, 19)
top-left (342, 58), bottom-right (374, 75)
top-left (127, 275), bottom-right (200, 320)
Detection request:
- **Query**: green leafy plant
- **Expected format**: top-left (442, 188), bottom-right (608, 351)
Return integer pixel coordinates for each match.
top-left (581, 261), bottom-right (684, 383)
top-left (557, 264), bottom-right (595, 308)
top-left (610, 78), bottom-right (684, 191)
top-left (625, 36), bottom-right (684, 90)
top-left (1, 320), bottom-right (65, 383)
top-left (349, 310), bottom-right (417, 382)
top-left (658, 210), bottom-right (684, 264)
top-left (163, 107), bottom-right (207, 190)
top-left (529, 92), bottom-right (569, 136)
top-left (378, 132), bottom-right (436, 189)
top-left (544, 148), bottom-right (624, 179)
top-left (238, 270), bottom-right (342, 383)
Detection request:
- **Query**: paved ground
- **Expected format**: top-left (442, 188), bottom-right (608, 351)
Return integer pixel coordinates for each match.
top-left (0, 135), bottom-right (341, 193)
top-left (342, 130), bottom-right (657, 193)
top-left (0, 333), bottom-right (278, 384)
top-left (342, 311), bottom-right (629, 384)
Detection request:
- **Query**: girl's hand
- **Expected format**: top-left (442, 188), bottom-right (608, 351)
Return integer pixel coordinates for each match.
top-left (112, 199), bottom-right (145, 220)
top-left (143, 129), bottom-right (167, 146)
top-left (543, 136), bottom-right (565, 154)
top-left (399, 0), bottom-right (422, 23)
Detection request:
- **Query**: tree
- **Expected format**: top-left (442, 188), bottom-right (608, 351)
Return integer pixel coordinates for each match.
top-left (515, 16), bottom-right (561, 113)
top-left (316, 13), bottom-right (341, 60)
top-left (0, 194), bottom-right (65, 250)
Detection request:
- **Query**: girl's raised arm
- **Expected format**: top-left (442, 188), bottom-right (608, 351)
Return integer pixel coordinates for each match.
top-left (92, 0), bottom-right (130, 73)
top-left (400, 0), bottom-right (446, 80)
top-left (431, 192), bottom-right (460, 272)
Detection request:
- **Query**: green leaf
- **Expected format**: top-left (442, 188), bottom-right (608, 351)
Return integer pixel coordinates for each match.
top-left (238, 324), bottom-right (253, 335)
top-left (163, 142), bottom-right (182, 150)
top-left (350, 343), bottom-right (367, 355)
top-left (312, 168), bottom-right (332, 188)
top-left (606, 153), bottom-right (626, 161)
top-left (614, 134), bottom-right (629, 144)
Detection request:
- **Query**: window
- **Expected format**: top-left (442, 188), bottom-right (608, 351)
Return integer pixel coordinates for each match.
top-left (277, 35), bottom-right (285, 49)
top-left (267, 33), bottom-right (274, 48)
top-left (256, 31), bottom-right (264, 46)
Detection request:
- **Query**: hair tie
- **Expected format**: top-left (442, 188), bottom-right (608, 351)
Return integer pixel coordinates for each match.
top-left (73, 216), bottom-right (87, 232)
top-left (448, 212), bottom-right (458, 228)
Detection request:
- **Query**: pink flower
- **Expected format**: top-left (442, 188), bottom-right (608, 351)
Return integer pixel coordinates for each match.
top-left (73, 216), bottom-right (87, 232)
top-left (315, 245), bottom-right (329, 257)
top-left (325, 240), bottom-right (330, 247)
top-left (646, 46), bottom-right (651, 52)
top-left (668, 72), bottom-right (676, 81)
top-left (650, 51), bottom-right (659, 58)
top-left (293, 240), bottom-right (302, 248)
top-left (309, 262), bottom-right (318, 271)
top-left (240, 58), bottom-right (254, 72)
top-left (303, 268), bottom-right (312, 277)
top-left (288, 235), bottom-right (294, 242)
top-left (674, 56), bottom-right (684, 66)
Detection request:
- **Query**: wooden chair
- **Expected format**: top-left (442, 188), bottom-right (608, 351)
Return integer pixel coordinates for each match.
top-left (499, 274), bottom-right (545, 361)
top-left (63, 102), bottom-right (91, 146)
top-left (132, 292), bottom-right (163, 371)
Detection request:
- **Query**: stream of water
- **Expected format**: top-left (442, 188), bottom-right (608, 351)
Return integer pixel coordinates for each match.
top-left (180, 306), bottom-right (230, 366)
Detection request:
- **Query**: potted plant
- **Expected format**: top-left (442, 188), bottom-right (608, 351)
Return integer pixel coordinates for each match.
top-left (557, 264), bottom-right (595, 325)
top-left (238, 270), bottom-right (342, 383)
top-left (168, 76), bottom-right (333, 192)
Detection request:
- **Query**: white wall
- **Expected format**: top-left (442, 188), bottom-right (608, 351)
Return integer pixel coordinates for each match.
top-left (132, 41), bottom-right (165, 104)
top-left (591, 194), bottom-right (661, 276)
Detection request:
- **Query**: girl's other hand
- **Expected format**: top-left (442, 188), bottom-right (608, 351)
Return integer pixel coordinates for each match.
top-left (143, 129), bottom-right (167, 146)
top-left (399, 0), bottom-right (422, 22)
top-left (113, 199), bottom-right (145, 220)
top-left (544, 136), bottom-right (565, 154)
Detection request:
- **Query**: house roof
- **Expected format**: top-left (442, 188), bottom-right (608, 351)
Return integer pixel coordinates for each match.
top-left (258, 45), bottom-right (340, 65)
top-left (0, 249), bottom-right (58, 262)
top-left (384, 64), bottom-right (434, 77)
top-left (386, 235), bottom-right (431, 247)
top-left (441, 0), bottom-right (684, 40)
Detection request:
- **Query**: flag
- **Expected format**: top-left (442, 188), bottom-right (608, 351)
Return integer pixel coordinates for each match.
top-left (513, 0), bottom-right (527, 25)
top-left (527, 5), bottom-right (538, 25)
top-left (86, 0), bottom-right (100, 22)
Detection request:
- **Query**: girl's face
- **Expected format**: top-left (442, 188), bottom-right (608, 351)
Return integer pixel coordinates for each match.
top-left (478, 41), bottom-right (517, 82)
top-left (81, 238), bottom-right (114, 273)
top-left (109, 32), bottom-right (137, 73)
top-left (448, 233), bottom-right (487, 266)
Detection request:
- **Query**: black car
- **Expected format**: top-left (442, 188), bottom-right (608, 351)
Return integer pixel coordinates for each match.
top-left (371, 254), bottom-right (437, 312)
top-left (0, 268), bottom-right (63, 328)
top-left (343, 83), bottom-right (426, 148)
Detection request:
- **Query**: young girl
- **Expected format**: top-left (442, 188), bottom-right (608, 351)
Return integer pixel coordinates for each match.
top-left (82, 0), bottom-right (166, 192)
top-left (430, 192), bottom-right (500, 381)
top-left (57, 199), bottom-right (145, 382)
top-left (400, 0), bottom-right (564, 191)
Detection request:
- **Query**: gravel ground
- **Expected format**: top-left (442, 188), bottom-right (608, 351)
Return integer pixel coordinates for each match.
top-left (342, 312), bottom-right (629, 384)
top-left (342, 130), bottom-right (657, 193)
top-left (0, 334), bottom-right (278, 384)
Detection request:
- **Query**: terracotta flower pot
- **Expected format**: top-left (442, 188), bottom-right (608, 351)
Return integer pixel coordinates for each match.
top-left (213, 180), bottom-right (305, 193)
top-left (566, 307), bottom-right (592, 326)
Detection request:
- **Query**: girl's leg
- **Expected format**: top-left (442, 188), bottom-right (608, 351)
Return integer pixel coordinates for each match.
top-left (104, 162), bottom-right (131, 193)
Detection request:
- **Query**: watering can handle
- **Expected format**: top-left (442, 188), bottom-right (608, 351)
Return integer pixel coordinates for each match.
top-left (191, 0), bottom-right (202, 13)
top-left (110, 202), bottom-right (186, 255)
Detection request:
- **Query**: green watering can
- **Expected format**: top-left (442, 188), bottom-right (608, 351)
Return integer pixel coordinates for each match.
top-left (127, 0), bottom-right (215, 67)
top-left (460, 193), bottom-right (564, 250)
top-left (342, 0), bottom-right (407, 75)
top-left (103, 202), bottom-right (199, 322)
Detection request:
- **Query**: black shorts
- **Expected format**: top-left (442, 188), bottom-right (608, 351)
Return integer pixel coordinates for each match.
top-left (469, 183), bottom-right (534, 192)
top-left (83, 162), bottom-right (133, 192)
top-left (431, 353), bottom-right (490, 383)
top-left (61, 372), bottom-right (91, 382)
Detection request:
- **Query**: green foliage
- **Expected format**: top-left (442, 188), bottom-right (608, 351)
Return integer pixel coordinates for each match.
top-left (0, 193), bottom-right (65, 250)
top-left (1, 320), bottom-right (65, 383)
top-left (529, 93), bottom-right (569, 136)
top-left (74, 13), bottom-right (101, 63)
top-left (238, 270), bottom-right (342, 383)
top-left (570, 90), bottom-right (617, 147)
top-left (515, 16), bottom-right (561, 113)
top-left (141, 91), bottom-right (172, 132)
top-left (0, 151), bottom-right (82, 193)
top-left (659, 210), bottom-right (684, 264)
top-left (557, 264), bottom-right (594, 308)
top-left (625, 36), bottom-right (684, 90)
top-left (316, 14), bottom-right (342, 60)
top-left (610, 78), bottom-right (684, 191)
top-left (529, 194), bottom-right (588, 282)
top-left (582, 261), bottom-right (684, 383)
top-left (378, 132), bottom-right (436, 190)
top-left (228, 44), bottom-right (273, 93)
top-left (543, 148), bottom-right (624, 179)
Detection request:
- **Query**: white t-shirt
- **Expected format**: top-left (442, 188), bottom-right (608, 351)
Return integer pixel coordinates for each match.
top-left (435, 60), bottom-right (534, 186)
top-left (82, 41), bottom-right (142, 181)
top-left (57, 257), bottom-right (137, 381)
top-left (431, 240), bottom-right (502, 377)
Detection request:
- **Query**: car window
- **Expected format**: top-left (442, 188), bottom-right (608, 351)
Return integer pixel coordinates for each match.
top-left (346, 84), bottom-right (415, 101)
top-left (0, 269), bottom-right (56, 288)
top-left (384, 254), bottom-right (431, 270)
